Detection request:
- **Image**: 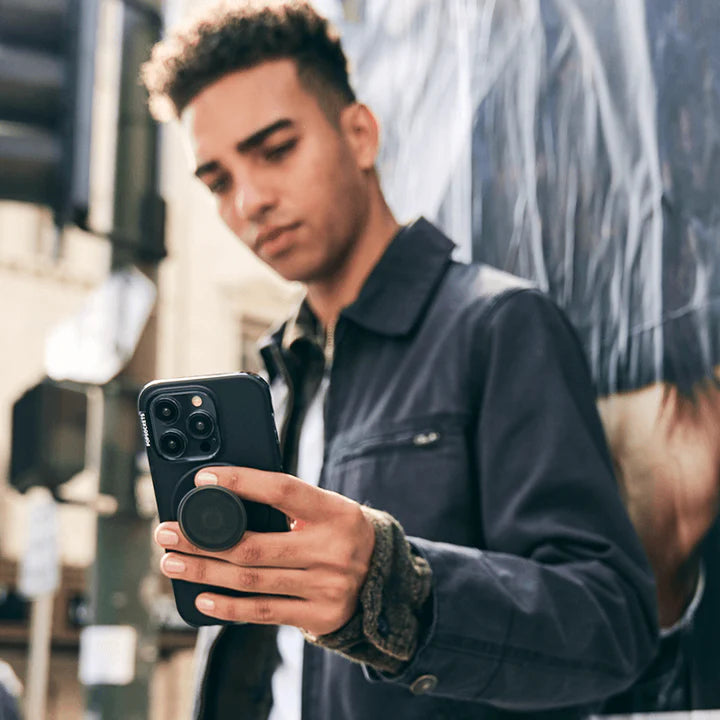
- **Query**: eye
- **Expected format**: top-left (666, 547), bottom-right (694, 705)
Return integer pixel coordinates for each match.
top-left (207, 173), bottom-right (230, 195)
top-left (264, 138), bottom-right (297, 163)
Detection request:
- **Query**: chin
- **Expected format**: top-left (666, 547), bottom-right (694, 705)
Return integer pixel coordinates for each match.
top-left (269, 260), bottom-right (322, 284)
top-left (267, 253), bottom-right (336, 285)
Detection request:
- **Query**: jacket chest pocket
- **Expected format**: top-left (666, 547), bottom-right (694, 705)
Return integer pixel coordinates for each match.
top-left (322, 418), bottom-right (478, 545)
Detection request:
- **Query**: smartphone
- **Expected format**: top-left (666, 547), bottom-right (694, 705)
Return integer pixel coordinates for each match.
top-left (138, 372), bottom-right (289, 627)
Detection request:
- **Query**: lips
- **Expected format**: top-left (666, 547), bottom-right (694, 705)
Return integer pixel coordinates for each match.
top-left (255, 222), bottom-right (301, 257)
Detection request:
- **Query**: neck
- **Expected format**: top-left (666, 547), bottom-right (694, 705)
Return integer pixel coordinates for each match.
top-left (306, 187), bottom-right (400, 329)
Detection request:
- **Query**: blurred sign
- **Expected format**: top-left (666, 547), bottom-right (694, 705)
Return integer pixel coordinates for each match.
top-left (45, 266), bottom-right (156, 384)
top-left (79, 625), bottom-right (137, 686)
top-left (17, 492), bottom-right (60, 598)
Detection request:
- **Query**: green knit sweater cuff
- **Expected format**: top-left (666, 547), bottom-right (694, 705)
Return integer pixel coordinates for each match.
top-left (303, 506), bottom-right (433, 675)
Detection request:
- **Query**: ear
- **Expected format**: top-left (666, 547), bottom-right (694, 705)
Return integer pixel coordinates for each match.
top-left (340, 103), bottom-right (379, 171)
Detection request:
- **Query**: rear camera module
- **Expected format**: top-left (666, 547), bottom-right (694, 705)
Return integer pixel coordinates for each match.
top-left (154, 397), bottom-right (179, 424)
top-left (159, 430), bottom-right (187, 458)
top-left (187, 411), bottom-right (214, 439)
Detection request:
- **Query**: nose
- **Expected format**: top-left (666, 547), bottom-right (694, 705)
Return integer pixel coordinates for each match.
top-left (233, 177), bottom-right (275, 225)
top-left (234, 188), bottom-right (246, 216)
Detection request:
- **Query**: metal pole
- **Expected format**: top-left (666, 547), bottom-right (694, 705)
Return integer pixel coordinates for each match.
top-left (24, 593), bottom-right (54, 719)
top-left (84, 0), bottom-right (163, 718)
top-left (17, 485), bottom-right (60, 720)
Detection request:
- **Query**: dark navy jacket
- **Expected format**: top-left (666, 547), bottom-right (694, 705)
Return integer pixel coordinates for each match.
top-left (195, 218), bottom-right (658, 719)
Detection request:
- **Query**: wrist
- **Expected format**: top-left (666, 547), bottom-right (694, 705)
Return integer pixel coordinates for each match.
top-left (303, 506), bottom-right (433, 673)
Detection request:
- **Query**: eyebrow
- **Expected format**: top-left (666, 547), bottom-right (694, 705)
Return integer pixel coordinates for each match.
top-left (194, 118), bottom-right (296, 179)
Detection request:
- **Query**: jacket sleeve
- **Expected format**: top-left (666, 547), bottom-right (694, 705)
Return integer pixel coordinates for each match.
top-left (364, 289), bottom-right (659, 710)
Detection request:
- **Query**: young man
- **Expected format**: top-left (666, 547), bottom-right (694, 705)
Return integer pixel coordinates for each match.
top-left (142, 2), bottom-right (658, 718)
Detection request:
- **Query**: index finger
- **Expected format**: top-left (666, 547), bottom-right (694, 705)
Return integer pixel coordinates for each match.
top-left (195, 466), bottom-right (347, 523)
top-left (155, 522), bottom-right (310, 568)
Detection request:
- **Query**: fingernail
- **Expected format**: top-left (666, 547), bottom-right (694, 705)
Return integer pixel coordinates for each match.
top-left (156, 529), bottom-right (179, 546)
top-left (196, 471), bottom-right (218, 485)
top-left (196, 596), bottom-right (215, 611)
top-left (163, 557), bottom-right (186, 573)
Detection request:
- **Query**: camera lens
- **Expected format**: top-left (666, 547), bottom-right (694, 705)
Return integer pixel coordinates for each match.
top-left (159, 430), bottom-right (186, 458)
top-left (187, 411), bottom-right (214, 439)
top-left (154, 397), bottom-right (179, 424)
top-left (177, 486), bottom-right (247, 551)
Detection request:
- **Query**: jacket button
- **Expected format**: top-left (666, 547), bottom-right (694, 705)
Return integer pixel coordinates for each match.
top-left (410, 674), bottom-right (438, 695)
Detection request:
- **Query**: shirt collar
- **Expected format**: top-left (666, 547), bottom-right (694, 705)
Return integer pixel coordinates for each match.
top-left (282, 297), bottom-right (323, 350)
top-left (258, 299), bottom-right (319, 383)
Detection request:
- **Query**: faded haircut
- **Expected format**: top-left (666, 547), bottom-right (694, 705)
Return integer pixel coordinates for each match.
top-left (141, 0), bottom-right (356, 123)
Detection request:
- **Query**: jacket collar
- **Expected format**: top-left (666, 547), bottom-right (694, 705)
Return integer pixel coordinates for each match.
top-left (340, 217), bottom-right (454, 336)
top-left (260, 217), bottom-right (454, 376)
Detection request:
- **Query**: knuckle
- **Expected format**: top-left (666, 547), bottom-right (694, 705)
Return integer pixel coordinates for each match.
top-left (216, 599), bottom-right (238, 622)
top-left (193, 561), bottom-right (207, 583)
top-left (236, 568), bottom-right (261, 590)
top-left (235, 541), bottom-right (263, 565)
top-left (323, 583), bottom-right (345, 605)
top-left (253, 597), bottom-right (275, 623)
top-left (274, 474), bottom-right (297, 503)
top-left (324, 575), bottom-right (352, 604)
top-left (331, 542), bottom-right (354, 569)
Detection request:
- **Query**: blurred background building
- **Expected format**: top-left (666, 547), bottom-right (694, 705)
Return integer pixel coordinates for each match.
top-left (0, 0), bottom-right (298, 717)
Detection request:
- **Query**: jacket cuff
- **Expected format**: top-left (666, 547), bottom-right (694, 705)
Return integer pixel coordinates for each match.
top-left (302, 506), bottom-right (433, 674)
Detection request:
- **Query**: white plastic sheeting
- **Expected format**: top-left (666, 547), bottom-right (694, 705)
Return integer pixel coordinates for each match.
top-left (323, 0), bottom-right (720, 396)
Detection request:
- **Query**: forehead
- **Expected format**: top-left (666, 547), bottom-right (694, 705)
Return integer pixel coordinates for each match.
top-left (182, 59), bottom-right (323, 162)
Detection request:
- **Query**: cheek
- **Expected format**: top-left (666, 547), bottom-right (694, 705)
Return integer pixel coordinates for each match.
top-left (296, 136), bottom-right (356, 204)
top-left (305, 156), bottom-right (364, 230)
top-left (327, 168), bottom-right (368, 236)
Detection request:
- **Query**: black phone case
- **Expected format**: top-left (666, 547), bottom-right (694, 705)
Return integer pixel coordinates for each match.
top-left (137, 372), bottom-right (288, 627)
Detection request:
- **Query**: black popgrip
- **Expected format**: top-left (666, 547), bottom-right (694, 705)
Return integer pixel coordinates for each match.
top-left (178, 485), bottom-right (247, 551)
top-left (172, 464), bottom-right (284, 552)
top-left (173, 465), bottom-right (247, 551)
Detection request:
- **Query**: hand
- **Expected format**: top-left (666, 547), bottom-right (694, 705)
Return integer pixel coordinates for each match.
top-left (155, 467), bottom-right (376, 636)
top-left (598, 382), bottom-right (720, 626)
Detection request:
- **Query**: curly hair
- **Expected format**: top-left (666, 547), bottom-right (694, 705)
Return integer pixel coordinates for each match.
top-left (141, 0), bottom-right (356, 123)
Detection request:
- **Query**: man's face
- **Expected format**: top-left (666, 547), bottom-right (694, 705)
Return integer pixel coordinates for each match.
top-left (183, 59), bottom-right (373, 284)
